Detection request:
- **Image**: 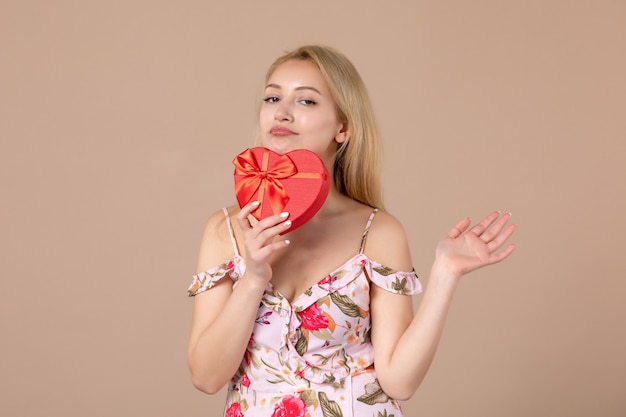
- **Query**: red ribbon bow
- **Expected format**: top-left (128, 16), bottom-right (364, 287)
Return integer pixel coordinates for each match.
top-left (233, 148), bottom-right (298, 218)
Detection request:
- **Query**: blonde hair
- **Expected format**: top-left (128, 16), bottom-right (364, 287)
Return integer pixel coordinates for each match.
top-left (262, 45), bottom-right (385, 210)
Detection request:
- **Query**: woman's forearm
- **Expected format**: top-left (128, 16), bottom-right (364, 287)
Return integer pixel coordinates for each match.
top-left (384, 262), bottom-right (460, 400)
top-left (187, 276), bottom-right (266, 394)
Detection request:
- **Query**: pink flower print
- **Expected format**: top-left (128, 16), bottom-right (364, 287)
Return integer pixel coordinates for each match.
top-left (271, 395), bottom-right (307, 417)
top-left (255, 310), bottom-right (273, 325)
top-left (225, 402), bottom-right (245, 417)
top-left (225, 260), bottom-right (235, 270)
top-left (318, 274), bottom-right (333, 285)
top-left (298, 304), bottom-right (329, 331)
top-left (241, 373), bottom-right (250, 388)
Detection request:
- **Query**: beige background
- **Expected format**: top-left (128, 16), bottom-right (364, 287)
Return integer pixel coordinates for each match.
top-left (2, 1), bottom-right (625, 416)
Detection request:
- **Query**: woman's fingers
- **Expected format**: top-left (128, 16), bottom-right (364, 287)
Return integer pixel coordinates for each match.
top-left (468, 211), bottom-right (501, 238)
top-left (236, 201), bottom-right (260, 230)
top-left (233, 203), bottom-right (292, 282)
top-left (488, 240), bottom-right (517, 264)
top-left (237, 202), bottom-right (290, 234)
top-left (237, 202), bottom-right (291, 250)
top-left (484, 217), bottom-right (517, 264)
top-left (446, 217), bottom-right (471, 239)
top-left (447, 211), bottom-right (516, 250)
top-left (254, 238), bottom-right (291, 260)
top-left (487, 223), bottom-right (517, 253)
top-left (475, 212), bottom-right (512, 243)
top-left (255, 212), bottom-right (291, 243)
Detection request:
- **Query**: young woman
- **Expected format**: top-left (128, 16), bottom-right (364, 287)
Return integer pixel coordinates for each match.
top-left (187, 45), bottom-right (516, 417)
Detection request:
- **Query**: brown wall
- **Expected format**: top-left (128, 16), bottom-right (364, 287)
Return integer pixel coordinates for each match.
top-left (2, 1), bottom-right (624, 416)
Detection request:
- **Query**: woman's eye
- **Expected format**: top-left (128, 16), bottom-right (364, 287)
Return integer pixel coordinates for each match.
top-left (263, 97), bottom-right (279, 103)
top-left (300, 99), bottom-right (317, 106)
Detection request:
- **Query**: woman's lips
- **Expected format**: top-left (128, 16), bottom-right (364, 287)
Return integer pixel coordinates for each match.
top-left (270, 126), bottom-right (297, 136)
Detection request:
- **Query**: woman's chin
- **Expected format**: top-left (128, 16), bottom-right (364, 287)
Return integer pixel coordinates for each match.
top-left (261, 141), bottom-right (294, 155)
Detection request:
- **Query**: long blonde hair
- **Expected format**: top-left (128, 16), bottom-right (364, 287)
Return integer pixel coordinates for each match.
top-left (262, 45), bottom-right (385, 210)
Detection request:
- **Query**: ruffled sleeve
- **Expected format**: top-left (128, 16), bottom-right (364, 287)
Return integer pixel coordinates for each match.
top-left (365, 259), bottom-right (423, 295)
top-left (187, 255), bottom-right (245, 297)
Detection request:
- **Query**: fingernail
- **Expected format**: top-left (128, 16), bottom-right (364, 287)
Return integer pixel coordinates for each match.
top-left (279, 212), bottom-right (289, 218)
top-left (251, 201), bottom-right (260, 207)
top-left (284, 220), bottom-right (292, 228)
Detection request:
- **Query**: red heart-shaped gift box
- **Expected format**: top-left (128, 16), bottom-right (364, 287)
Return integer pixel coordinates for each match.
top-left (233, 147), bottom-right (330, 234)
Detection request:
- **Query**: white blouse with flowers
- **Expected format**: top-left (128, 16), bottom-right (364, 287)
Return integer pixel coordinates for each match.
top-left (187, 208), bottom-right (422, 417)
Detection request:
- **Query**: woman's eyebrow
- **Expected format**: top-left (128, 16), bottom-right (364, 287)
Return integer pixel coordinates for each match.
top-left (265, 83), bottom-right (322, 95)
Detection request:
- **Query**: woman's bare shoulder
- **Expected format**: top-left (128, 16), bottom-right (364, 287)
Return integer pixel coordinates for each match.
top-left (364, 209), bottom-right (414, 271)
top-left (195, 205), bottom-right (241, 273)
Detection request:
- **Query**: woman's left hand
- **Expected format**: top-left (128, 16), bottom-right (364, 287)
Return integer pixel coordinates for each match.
top-left (435, 211), bottom-right (516, 279)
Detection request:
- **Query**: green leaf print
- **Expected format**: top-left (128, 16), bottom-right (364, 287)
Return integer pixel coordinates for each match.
top-left (260, 356), bottom-right (280, 371)
top-left (333, 269), bottom-right (348, 280)
top-left (316, 295), bottom-right (329, 306)
top-left (262, 295), bottom-right (285, 313)
top-left (391, 277), bottom-right (409, 295)
top-left (330, 292), bottom-right (365, 318)
top-left (363, 326), bottom-right (372, 344)
top-left (295, 333), bottom-right (308, 356)
top-left (339, 348), bottom-right (351, 374)
top-left (319, 373), bottom-right (344, 389)
top-left (357, 379), bottom-right (390, 405)
top-left (250, 351), bottom-right (262, 369)
top-left (300, 389), bottom-right (317, 407)
top-left (240, 399), bottom-right (249, 413)
top-left (311, 328), bottom-right (334, 341)
top-left (376, 411), bottom-right (395, 417)
top-left (373, 265), bottom-right (396, 276)
top-left (319, 392), bottom-right (343, 417)
top-left (322, 373), bottom-right (336, 384)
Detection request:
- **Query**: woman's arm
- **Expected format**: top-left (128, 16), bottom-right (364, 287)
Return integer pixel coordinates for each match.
top-left (370, 211), bottom-right (516, 400)
top-left (187, 202), bottom-right (291, 394)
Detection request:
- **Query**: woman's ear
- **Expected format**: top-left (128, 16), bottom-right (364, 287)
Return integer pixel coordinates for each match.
top-left (335, 122), bottom-right (349, 144)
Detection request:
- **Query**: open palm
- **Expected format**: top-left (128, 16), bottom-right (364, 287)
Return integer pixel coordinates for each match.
top-left (436, 211), bottom-right (516, 278)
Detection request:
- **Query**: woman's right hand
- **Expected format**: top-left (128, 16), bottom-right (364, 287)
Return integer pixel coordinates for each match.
top-left (236, 201), bottom-right (292, 285)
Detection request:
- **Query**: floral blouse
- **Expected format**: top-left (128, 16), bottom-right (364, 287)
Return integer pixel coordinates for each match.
top-left (187, 208), bottom-right (422, 417)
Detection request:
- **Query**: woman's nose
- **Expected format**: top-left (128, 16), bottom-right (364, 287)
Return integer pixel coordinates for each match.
top-left (274, 102), bottom-right (293, 122)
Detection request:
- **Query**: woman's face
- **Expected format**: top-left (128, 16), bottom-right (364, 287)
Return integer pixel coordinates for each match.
top-left (259, 59), bottom-right (347, 165)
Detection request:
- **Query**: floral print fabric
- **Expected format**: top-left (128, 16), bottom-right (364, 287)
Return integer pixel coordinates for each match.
top-left (188, 210), bottom-right (422, 417)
